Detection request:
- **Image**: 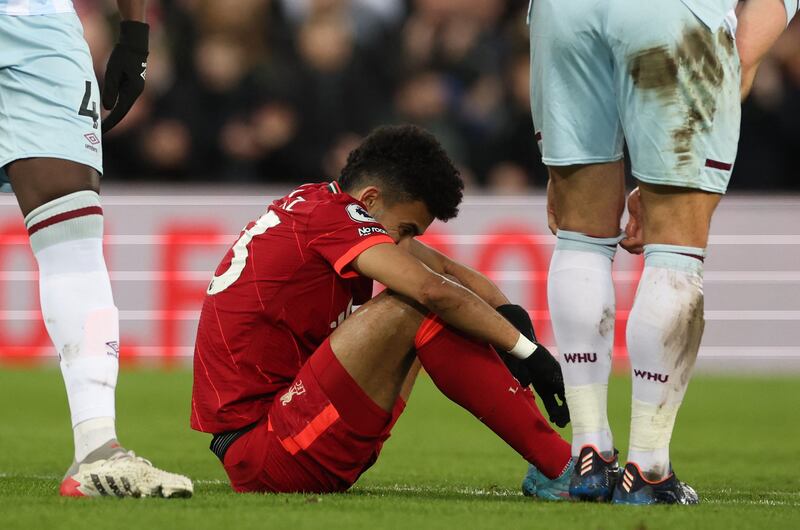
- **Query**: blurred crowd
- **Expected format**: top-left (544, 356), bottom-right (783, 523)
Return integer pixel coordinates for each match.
top-left (78, 0), bottom-right (800, 191)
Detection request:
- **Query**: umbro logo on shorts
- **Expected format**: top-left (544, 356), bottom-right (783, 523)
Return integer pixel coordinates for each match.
top-left (84, 133), bottom-right (100, 145)
top-left (280, 381), bottom-right (306, 406)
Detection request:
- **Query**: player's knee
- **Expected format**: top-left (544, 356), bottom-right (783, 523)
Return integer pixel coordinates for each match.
top-left (549, 164), bottom-right (625, 237)
top-left (638, 183), bottom-right (720, 247)
top-left (362, 290), bottom-right (428, 329)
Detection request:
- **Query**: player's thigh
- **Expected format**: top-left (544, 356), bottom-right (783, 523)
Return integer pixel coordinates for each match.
top-left (548, 161), bottom-right (626, 238)
top-left (7, 159), bottom-right (100, 216)
top-left (328, 291), bottom-right (426, 410)
top-left (0, 13), bottom-right (103, 215)
top-left (637, 182), bottom-right (721, 248)
top-left (610, 3), bottom-right (740, 195)
top-left (529, 0), bottom-right (624, 166)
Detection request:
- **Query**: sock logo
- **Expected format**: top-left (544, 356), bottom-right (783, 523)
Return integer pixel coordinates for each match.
top-left (563, 352), bottom-right (597, 363)
top-left (633, 369), bottom-right (669, 383)
top-left (105, 341), bottom-right (120, 358)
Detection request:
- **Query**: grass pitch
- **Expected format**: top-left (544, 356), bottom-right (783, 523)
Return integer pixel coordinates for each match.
top-left (0, 367), bottom-right (798, 529)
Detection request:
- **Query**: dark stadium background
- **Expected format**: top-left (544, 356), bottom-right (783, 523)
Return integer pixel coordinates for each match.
top-left (73, 0), bottom-right (800, 190)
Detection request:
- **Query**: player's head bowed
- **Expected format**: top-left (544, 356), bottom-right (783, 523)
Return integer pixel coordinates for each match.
top-left (339, 124), bottom-right (464, 223)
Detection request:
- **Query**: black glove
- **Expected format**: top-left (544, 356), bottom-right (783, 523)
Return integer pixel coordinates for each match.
top-left (524, 342), bottom-right (570, 428)
top-left (102, 21), bottom-right (149, 133)
top-left (495, 304), bottom-right (570, 428)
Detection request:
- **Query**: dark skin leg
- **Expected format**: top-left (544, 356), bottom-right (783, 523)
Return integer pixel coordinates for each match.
top-left (329, 291), bottom-right (427, 412)
top-left (6, 158), bottom-right (100, 217)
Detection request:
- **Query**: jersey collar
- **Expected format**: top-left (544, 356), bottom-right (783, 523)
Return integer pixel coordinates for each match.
top-left (328, 181), bottom-right (342, 194)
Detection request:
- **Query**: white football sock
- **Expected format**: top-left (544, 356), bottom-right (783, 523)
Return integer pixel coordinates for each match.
top-left (26, 191), bottom-right (119, 462)
top-left (548, 230), bottom-right (621, 456)
top-left (626, 244), bottom-right (705, 480)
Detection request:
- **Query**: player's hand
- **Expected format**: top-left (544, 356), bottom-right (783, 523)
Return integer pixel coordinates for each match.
top-left (620, 187), bottom-right (644, 255)
top-left (524, 343), bottom-right (570, 428)
top-left (546, 179), bottom-right (558, 235)
top-left (102, 21), bottom-right (149, 133)
top-left (495, 304), bottom-right (570, 427)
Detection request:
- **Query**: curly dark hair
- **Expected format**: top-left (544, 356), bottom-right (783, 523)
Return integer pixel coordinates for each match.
top-left (338, 125), bottom-right (464, 221)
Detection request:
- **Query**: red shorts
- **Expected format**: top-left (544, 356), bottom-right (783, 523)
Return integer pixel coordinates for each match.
top-left (221, 339), bottom-right (406, 493)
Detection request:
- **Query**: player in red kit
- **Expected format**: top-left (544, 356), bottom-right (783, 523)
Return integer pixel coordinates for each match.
top-left (191, 125), bottom-right (574, 498)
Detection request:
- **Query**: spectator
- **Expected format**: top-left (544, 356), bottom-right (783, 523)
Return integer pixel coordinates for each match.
top-left (86, 0), bottom-right (800, 190)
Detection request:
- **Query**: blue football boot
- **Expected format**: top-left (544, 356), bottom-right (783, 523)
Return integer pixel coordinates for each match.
top-left (611, 462), bottom-right (699, 505)
top-left (521, 457), bottom-right (575, 501)
top-left (569, 445), bottom-right (620, 502)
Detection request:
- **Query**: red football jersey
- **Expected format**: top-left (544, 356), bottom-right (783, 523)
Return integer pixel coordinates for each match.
top-left (191, 182), bottom-right (393, 434)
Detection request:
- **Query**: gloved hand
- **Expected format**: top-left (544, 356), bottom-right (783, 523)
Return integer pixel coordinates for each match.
top-left (495, 304), bottom-right (570, 428)
top-left (102, 20), bottom-right (149, 133)
top-left (524, 342), bottom-right (570, 428)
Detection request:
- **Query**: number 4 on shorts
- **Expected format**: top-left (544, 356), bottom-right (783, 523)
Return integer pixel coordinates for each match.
top-left (78, 80), bottom-right (100, 129)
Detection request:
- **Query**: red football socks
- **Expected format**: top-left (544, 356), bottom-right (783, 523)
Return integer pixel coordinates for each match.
top-left (415, 316), bottom-right (571, 479)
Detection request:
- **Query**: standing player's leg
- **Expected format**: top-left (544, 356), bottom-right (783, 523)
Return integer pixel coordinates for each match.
top-left (623, 184), bottom-right (717, 483)
top-left (0, 12), bottom-right (191, 497)
top-left (8, 161), bottom-right (115, 461)
top-left (608, 0), bottom-right (740, 504)
top-left (529, 0), bottom-right (626, 501)
top-left (546, 163), bottom-right (625, 500)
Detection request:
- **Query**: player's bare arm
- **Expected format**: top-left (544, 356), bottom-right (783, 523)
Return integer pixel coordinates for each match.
top-left (406, 238), bottom-right (564, 412)
top-left (117, 0), bottom-right (147, 20)
top-left (407, 239), bottom-right (509, 308)
top-left (736, 0), bottom-right (790, 99)
top-left (352, 242), bottom-right (522, 353)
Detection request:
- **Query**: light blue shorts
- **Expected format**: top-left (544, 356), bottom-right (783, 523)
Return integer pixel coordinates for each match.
top-left (529, 0), bottom-right (741, 194)
top-left (0, 12), bottom-right (102, 192)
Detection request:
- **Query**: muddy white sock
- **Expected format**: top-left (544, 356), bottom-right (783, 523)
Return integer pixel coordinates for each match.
top-left (548, 230), bottom-right (621, 456)
top-left (626, 244), bottom-right (705, 479)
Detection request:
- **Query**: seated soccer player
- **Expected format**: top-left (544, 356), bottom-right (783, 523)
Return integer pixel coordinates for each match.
top-left (191, 125), bottom-right (572, 497)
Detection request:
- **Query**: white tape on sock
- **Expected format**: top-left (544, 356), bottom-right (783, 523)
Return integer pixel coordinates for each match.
top-left (629, 398), bottom-right (680, 452)
top-left (565, 383), bottom-right (613, 454)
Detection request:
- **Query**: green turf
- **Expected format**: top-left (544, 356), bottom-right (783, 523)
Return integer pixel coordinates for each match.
top-left (0, 368), bottom-right (798, 529)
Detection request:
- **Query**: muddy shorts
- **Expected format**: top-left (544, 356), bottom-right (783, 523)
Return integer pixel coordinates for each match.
top-left (528, 0), bottom-right (740, 194)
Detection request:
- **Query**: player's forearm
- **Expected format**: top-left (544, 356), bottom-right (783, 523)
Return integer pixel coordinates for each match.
top-left (354, 243), bottom-right (535, 356)
top-left (441, 260), bottom-right (509, 308)
top-left (409, 240), bottom-right (509, 307)
top-left (419, 275), bottom-right (527, 353)
top-left (736, 0), bottom-right (788, 99)
top-left (117, 0), bottom-right (147, 22)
